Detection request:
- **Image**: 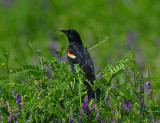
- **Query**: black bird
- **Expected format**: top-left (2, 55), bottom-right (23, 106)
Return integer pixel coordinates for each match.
top-left (60, 29), bottom-right (96, 99)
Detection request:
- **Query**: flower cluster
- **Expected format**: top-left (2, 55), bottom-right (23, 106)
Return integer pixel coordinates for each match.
top-left (123, 100), bottom-right (131, 112)
top-left (16, 94), bottom-right (23, 107)
top-left (136, 74), bottom-right (152, 109)
top-left (7, 112), bottom-right (13, 123)
top-left (82, 95), bottom-right (89, 117)
top-left (6, 93), bottom-right (23, 122)
top-left (146, 81), bottom-right (152, 99)
top-left (77, 109), bottom-right (82, 123)
top-left (105, 94), bottom-right (109, 104)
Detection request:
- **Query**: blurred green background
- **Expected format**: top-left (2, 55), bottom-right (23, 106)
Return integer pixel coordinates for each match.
top-left (0, 0), bottom-right (160, 97)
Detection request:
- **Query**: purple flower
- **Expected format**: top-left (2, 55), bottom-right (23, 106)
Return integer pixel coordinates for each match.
top-left (148, 93), bottom-right (152, 100)
top-left (135, 86), bottom-right (140, 93)
top-left (15, 109), bottom-right (21, 119)
top-left (101, 119), bottom-right (104, 123)
top-left (146, 81), bottom-right (152, 99)
top-left (111, 84), bottom-right (117, 88)
top-left (15, 113), bottom-right (18, 119)
top-left (79, 109), bottom-right (82, 115)
top-left (114, 109), bottom-right (117, 114)
top-left (123, 101), bottom-right (131, 112)
top-left (4, 102), bottom-right (7, 107)
top-left (82, 95), bottom-right (88, 108)
top-left (49, 42), bottom-right (67, 63)
top-left (141, 83), bottom-right (144, 94)
top-left (95, 111), bottom-right (100, 121)
top-left (139, 74), bottom-right (143, 79)
top-left (155, 120), bottom-right (160, 123)
top-left (136, 95), bottom-right (140, 102)
top-left (118, 118), bottom-right (121, 123)
top-left (105, 94), bottom-right (109, 104)
top-left (50, 119), bottom-right (54, 123)
top-left (16, 94), bottom-right (21, 104)
top-left (7, 112), bottom-right (13, 122)
top-left (146, 81), bottom-right (149, 86)
top-left (49, 41), bottom-right (67, 63)
top-left (82, 95), bottom-right (89, 117)
top-left (58, 55), bottom-right (68, 63)
top-left (44, 66), bottom-right (50, 71)
top-left (59, 120), bottom-right (62, 123)
top-left (110, 118), bottom-right (115, 122)
top-left (77, 109), bottom-right (82, 123)
top-left (77, 116), bottom-right (82, 123)
top-left (136, 74), bottom-right (145, 108)
top-left (147, 87), bottom-right (151, 94)
top-left (44, 65), bottom-right (53, 79)
top-left (140, 97), bottom-right (144, 108)
top-left (49, 43), bottom-right (58, 60)
top-left (77, 117), bottom-right (82, 123)
top-left (97, 73), bottom-right (102, 79)
top-left (16, 94), bottom-right (23, 107)
top-left (69, 114), bottom-right (74, 123)
top-left (92, 104), bottom-right (96, 110)
top-left (141, 82), bottom-right (144, 108)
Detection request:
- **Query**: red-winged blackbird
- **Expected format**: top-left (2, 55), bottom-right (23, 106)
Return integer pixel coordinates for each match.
top-left (60, 29), bottom-right (97, 99)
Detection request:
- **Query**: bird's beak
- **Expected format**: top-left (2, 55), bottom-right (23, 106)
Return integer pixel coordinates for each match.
top-left (60, 30), bottom-right (67, 34)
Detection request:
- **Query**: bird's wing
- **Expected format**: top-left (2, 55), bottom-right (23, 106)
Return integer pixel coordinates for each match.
top-left (68, 43), bottom-right (95, 81)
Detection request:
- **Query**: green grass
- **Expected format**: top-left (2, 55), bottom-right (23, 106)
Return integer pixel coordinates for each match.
top-left (0, 45), bottom-right (160, 122)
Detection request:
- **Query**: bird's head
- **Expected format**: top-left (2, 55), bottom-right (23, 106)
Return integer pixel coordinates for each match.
top-left (60, 29), bottom-right (82, 44)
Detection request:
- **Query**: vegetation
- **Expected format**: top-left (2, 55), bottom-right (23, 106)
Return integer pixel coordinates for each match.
top-left (0, 44), bottom-right (160, 122)
top-left (0, 0), bottom-right (160, 122)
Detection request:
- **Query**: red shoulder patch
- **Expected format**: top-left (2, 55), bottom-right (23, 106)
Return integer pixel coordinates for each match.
top-left (67, 49), bottom-right (76, 59)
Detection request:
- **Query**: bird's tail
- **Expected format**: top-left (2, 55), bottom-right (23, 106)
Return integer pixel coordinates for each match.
top-left (83, 81), bottom-right (95, 99)
top-left (84, 81), bottom-right (100, 100)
